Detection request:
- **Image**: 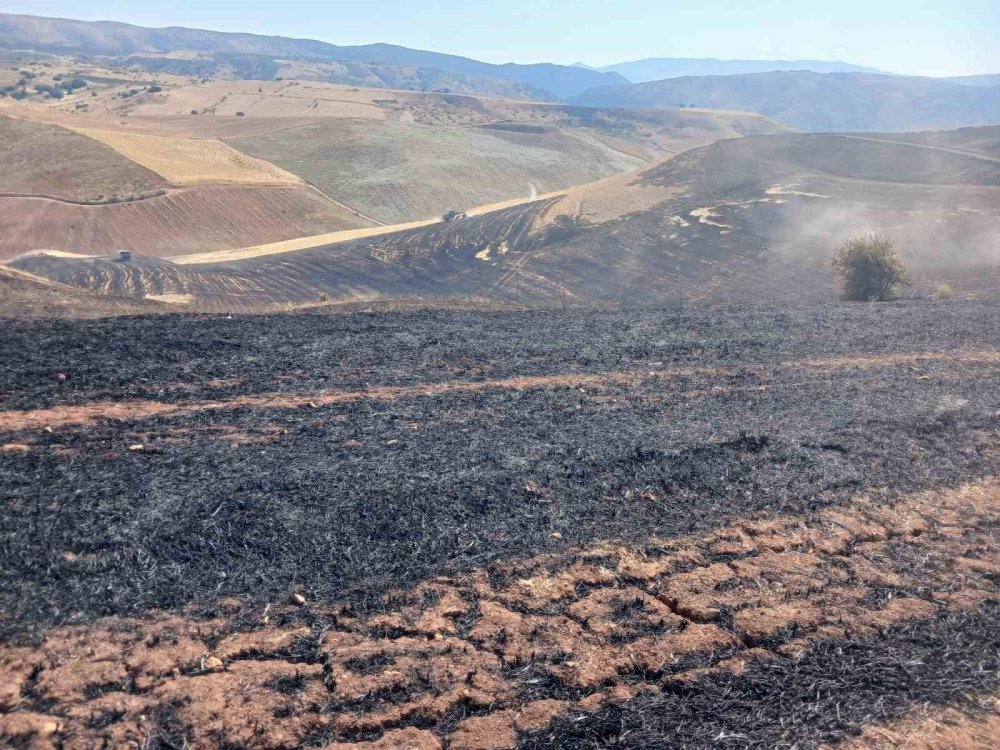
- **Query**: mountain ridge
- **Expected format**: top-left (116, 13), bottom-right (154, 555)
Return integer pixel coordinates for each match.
top-left (571, 71), bottom-right (1000, 132)
top-left (0, 12), bottom-right (626, 99)
top-left (599, 57), bottom-right (886, 82)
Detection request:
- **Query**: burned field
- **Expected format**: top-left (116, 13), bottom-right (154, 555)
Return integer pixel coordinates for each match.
top-left (1, 302), bottom-right (999, 748)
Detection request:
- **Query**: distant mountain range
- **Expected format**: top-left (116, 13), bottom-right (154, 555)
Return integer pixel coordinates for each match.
top-left (595, 58), bottom-right (886, 82)
top-left (3, 11), bottom-right (998, 129)
top-left (0, 12), bottom-right (626, 100)
top-left (943, 74), bottom-right (1000, 88)
top-left (571, 71), bottom-right (1000, 132)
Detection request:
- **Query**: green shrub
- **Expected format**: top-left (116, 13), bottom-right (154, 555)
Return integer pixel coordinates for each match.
top-left (831, 233), bottom-right (911, 301)
top-left (936, 283), bottom-right (953, 300)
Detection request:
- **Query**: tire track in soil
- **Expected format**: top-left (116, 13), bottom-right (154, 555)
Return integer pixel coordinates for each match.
top-left (1, 348), bottom-right (996, 434)
top-left (1, 479), bottom-right (997, 749)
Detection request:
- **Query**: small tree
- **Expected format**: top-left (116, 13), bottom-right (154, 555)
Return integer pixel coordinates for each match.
top-left (831, 233), bottom-right (910, 301)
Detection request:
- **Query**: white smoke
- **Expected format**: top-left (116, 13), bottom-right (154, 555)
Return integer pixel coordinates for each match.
top-left (528, 183), bottom-right (538, 201)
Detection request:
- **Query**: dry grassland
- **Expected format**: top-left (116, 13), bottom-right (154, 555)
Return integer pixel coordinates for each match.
top-left (66, 126), bottom-right (303, 185)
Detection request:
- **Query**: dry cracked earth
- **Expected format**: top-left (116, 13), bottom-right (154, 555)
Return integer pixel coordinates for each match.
top-left (1, 302), bottom-right (999, 749)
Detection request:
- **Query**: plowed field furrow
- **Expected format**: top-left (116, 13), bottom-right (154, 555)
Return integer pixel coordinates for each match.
top-left (1, 479), bottom-right (997, 748)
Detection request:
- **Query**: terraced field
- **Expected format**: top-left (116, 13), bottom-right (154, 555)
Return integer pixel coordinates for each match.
top-left (228, 119), bottom-right (645, 224)
top-left (1, 304), bottom-right (998, 748)
top-left (0, 115), bottom-right (166, 202)
top-left (0, 186), bottom-right (372, 262)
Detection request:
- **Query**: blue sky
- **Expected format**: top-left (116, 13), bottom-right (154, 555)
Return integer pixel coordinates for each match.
top-left (9, 1), bottom-right (1000, 77)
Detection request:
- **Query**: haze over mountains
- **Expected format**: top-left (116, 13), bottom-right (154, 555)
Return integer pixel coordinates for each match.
top-left (572, 71), bottom-right (1000, 132)
top-left (4, 11), bottom-right (999, 123)
top-left (595, 58), bottom-right (885, 82)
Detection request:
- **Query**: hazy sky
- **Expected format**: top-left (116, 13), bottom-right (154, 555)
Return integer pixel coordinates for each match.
top-left (9, 1), bottom-right (1000, 77)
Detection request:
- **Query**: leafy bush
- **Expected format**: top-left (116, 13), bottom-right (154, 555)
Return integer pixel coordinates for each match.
top-left (936, 283), bottom-right (953, 300)
top-left (831, 234), bottom-right (910, 302)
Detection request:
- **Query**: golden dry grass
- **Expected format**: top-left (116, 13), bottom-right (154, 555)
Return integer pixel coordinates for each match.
top-left (170, 190), bottom-right (567, 265)
top-left (534, 164), bottom-right (677, 228)
top-left (171, 217), bottom-right (440, 265)
top-left (65, 127), bottom-right (302, 186)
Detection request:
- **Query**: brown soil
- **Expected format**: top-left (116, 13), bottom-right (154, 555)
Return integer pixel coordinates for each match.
top-left (1, 348), bottom-right (995, 434)
top-left (2, 479), bottom-right (997, 749)
top-left (829, 695), bottom-right (1000, 749)
top-left (0, 185), bottom-right (371, 262)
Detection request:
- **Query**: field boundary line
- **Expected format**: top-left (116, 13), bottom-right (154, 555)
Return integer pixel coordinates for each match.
top-left (1, 348), bottom-right (995, 433)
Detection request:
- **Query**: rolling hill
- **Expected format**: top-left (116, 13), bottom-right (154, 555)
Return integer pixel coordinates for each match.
top-left (865, 125), bottom-right (1000, 158)
top-left (0, 114), bottom-right (166, 201)
top-left (227, 119), bottom-right (645, 224)
top-left (0, 185), bottom-right (372, 262)
top-left (599, 57), bottom-right (885, 83)
top-left (119, 54), bottom-right (556, 101)
top-left (571, 71), bottom-right (1000, 132)
top-left (0, 12), bottom-right (626, 100)
top-left (14, 127), bottom-right (999, 311)
top-left (0, 84), bottom-right (785, 259)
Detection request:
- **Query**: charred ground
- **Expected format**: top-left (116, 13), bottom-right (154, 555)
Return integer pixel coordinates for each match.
top-left (1, 302), bottom-right (998, 748)
top-left (2, 301), bottom-right (998, 628)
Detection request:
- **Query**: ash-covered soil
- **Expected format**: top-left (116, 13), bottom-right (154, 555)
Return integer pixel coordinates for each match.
top-left (1, 301), bottom-right (998, 748)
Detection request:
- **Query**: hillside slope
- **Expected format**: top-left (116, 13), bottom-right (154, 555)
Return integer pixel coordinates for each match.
top-left (0, 89), bottom-right (784, 258)
top-left (0, 185), bottom-right (371, 262)
top-left (0, 115), bottom-right (166, 201)
top-left (101, 79), bottom-right (786, 159)
top-left (228, 119), bottom-right (645, 223)
top-left (15, 128), bottom-right (1000, 311)
top-left (864, 126), bottom-right (1000, 158)
top-left (0, 266), bottom-right (168, 318)
top-left (571, 71), bottom-right (1000, 132)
